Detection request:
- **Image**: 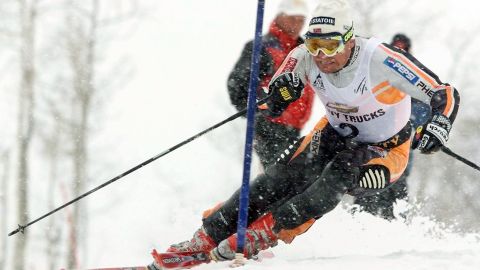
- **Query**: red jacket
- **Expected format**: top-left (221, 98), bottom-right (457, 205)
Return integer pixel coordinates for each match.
top-left (261, 22), bottom-right (314, 130)
top-left (228, 22), bottom-right (315, 130)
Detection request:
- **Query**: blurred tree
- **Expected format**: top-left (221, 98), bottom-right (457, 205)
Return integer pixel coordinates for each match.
top-left (63, 2), bottom-right (98, 268)
top-left (59, 0), bottom-right (138, 268)
top-left (36, 104), bottom-right (64, 270)
top-left (0, 0), bottom-right (138, 268)
top-left (0, 150), bottom-right (10, 270)
top-left (13, 0), bottom-right (38, 269)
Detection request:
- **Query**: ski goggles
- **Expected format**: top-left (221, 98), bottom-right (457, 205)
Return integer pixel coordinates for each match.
top-left (304, 25), bottom-right (354, 57)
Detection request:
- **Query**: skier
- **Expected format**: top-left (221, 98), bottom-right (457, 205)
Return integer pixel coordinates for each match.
top-left (352, 33), bottom-right (431, 219)
top-left (227, 0), bottom-right (315, 169)
top-left (149, 0), bottom-right (460, 267)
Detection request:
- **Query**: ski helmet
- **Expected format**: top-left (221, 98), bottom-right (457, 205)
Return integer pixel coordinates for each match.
top-left (307, 0), bottom-right (354, 36)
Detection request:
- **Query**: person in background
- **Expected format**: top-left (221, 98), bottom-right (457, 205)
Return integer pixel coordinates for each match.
top-left (353, 33), bottom-right (431, 220)
top-left (227, 0), bottom-right (315, 169)
top-left (391, 33), bottom-right (411, 52)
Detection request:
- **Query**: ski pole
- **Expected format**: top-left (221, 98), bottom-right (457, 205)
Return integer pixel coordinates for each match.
top-left (441, 146), bottom-right (480, 172)
top-left (234, 0), bottom-right (265, 266)
top-left (8, 98), bottom-right (269, 237)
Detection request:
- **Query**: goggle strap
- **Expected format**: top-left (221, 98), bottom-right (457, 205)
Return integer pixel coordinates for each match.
top-left (305, 23), bottom-right (354, 42)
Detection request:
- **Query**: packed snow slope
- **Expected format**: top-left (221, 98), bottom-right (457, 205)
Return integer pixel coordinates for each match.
top-left (4, 1), bottom-right (479, 269)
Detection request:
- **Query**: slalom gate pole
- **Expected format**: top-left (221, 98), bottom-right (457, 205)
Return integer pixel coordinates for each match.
top-left (234, 0), bottom-right (265, 263)
top-left (441, 146), bottom-right (480, 172)
top-left (8, 97), bottom-right (270, 237)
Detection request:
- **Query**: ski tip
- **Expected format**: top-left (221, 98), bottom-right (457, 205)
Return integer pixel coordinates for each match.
top-left (82, 266), bottom-right (148, 270)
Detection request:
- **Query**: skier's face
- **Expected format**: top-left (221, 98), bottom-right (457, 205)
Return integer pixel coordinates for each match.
top-left (276, 14), bottom-right (305, 38)
top-left (312, 39), bottom-right (355, 73)
top-left (392, 41), bottom-right (409, 52)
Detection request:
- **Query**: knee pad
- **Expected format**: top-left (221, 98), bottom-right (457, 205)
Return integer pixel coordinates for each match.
top-left (322, 152), bottom-right (362, 191)
top-left (358, 164), bottom-right (390, 190)
top-left (348, 164), bottom-right (391, 196)
top-left (320, 147), bottom-right (388, 195)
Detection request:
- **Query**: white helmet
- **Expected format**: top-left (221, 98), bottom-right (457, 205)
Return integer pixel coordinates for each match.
top-left (308, 0), bottom-right (354, 36)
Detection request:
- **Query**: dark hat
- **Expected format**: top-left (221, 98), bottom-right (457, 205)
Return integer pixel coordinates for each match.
top-left (391, 33), bottom-right (411, 52)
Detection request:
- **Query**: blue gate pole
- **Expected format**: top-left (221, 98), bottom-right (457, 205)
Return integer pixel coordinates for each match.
top-left (235, 0), bottom-right (266, 257)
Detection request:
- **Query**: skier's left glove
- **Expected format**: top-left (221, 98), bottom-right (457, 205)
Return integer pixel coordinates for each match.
top-left (262, 72), bottom-right (304, 117)
top-left (412, 113), bottom-right (452, 154)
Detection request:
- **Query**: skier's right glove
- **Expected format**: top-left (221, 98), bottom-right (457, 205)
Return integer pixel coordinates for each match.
top-left (412, 113), bottom-right (452, 154)
top-left (262, 72), bottom-right (304, 117)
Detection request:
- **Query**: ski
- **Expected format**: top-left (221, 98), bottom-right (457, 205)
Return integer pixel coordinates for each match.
top-left (150, 249), bottom-right (274, 269)
top-left (151, 249), bottom-right (211, 269)
top-left (81, 250), bottom-right (274, 270)
top-left (83, 267), bottom-right (148, 270)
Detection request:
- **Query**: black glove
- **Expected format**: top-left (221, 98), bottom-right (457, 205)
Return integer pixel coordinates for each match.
top-left (263, 72), bottom-right (304, 117)
top-left (412, 113), bottom-right (452, 154)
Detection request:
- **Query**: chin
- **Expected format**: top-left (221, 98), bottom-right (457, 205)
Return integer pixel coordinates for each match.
top-left (319, 65), bottom-right (340, 73)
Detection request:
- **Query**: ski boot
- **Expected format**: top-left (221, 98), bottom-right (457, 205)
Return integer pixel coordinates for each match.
top-left (210, 213), bottom-right (278, 261)
top-left (166, 226), bottom-right (217, 253)
top-left (147, 227), bottom-right (216, 270)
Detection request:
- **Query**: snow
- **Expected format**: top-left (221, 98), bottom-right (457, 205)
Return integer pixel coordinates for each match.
top-left (2, 0), bottom-right (480, 269)
top-left (152, 205), bottom-right (480, 270)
